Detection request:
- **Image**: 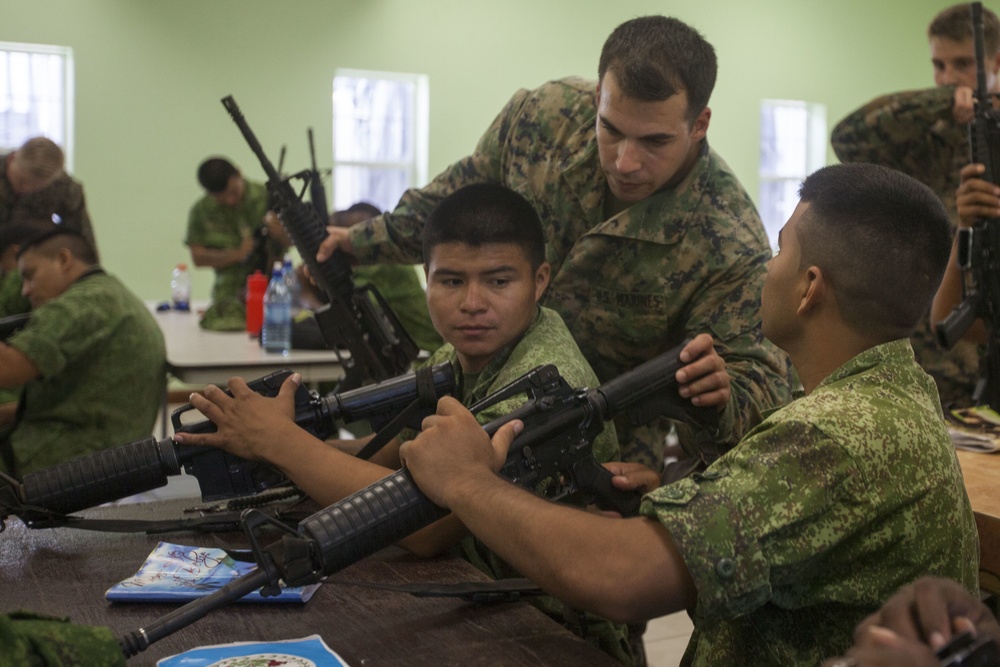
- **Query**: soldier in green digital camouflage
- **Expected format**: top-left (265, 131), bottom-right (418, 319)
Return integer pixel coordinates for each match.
top-left (313, 16), bottom-right (794, 473)
top-left (399, 163), bottom-right (979, 667)
top-left (0, 228), bottom-right (165, 476)
top-left (185, 157), bottom-right (289, 331)
top-left (830, 3), bottom-right (1000, 409)
top-left (0, 137), bottom-right (98, 260)
top-left (0, 611), bottom-right (125, 666)
top-left (176, 183), bottom-right (634, 663)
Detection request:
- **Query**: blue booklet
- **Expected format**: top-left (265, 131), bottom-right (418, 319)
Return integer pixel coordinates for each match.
top-left (106, 542), bottom-right (320, 603)
top-left (157, 635), bottom-right (349, 666)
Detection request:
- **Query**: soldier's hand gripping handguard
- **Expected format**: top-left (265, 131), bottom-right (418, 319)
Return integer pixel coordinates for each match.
top-left (118, 339), bottom-right (718, 658)
top-left (0, 363), bottom-right (456, 531)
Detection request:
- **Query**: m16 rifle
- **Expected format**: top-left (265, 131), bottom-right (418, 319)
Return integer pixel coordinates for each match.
top-left (118, 340), bottom-right (718, 657)
top-left (0, 363), bottom-right (456, 530)
top-left (935, 1), bottom-right (1000, 411)
top-left (222, 96), bottom-right (418, 390)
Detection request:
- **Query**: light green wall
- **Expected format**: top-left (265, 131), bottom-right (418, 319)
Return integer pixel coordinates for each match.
top-left (0, 0), bottom-right (969, 300)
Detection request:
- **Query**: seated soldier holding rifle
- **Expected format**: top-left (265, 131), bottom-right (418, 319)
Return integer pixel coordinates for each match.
top-left (176, 183), bottom-right (726, 665)
top-left (397, 164), bottom-right (979, 666)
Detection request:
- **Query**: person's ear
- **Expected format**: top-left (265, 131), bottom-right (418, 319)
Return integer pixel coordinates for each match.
top-left (534, 262), bottom-right (551, 301)
top-left (796, 265), bottom-right (825, 316)
top-left (690, 106), bottom-right (711, 142)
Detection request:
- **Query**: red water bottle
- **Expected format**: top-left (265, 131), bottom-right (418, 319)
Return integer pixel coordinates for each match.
top-left (246, 270), bottom-right (267, 337)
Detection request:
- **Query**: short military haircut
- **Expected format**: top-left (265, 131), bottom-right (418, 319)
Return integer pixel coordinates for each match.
top-left (15, 137), bottom-right (65, 181)
top-left (0, 219), bottom-right (58, 256)
top-left (330, 201), bottom-right (381, 228)
top-left (197, 157), bottom-right (239, 194)
top-left (18, 227), bottom-right (99, 266)
top-left (422, 183), bottom-right (546, 270)
top-left (796, 163), bottom-right (951, 343)
top-left (929, 3), bottom-right (1000, 56)
top-left (598, 15), bottom-right (717, 121)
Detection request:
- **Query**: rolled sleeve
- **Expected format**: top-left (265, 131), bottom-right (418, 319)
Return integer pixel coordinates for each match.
top-left (642, 472), bottom-right (771, 621)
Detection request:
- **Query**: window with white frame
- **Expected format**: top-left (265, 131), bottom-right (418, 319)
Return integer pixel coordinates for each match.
top-left (758, 99), bottom-right (827, 250)
top-left (0, 41), bottom-right (74, 167)
top-left (332, 69), bottom-right (428, 213)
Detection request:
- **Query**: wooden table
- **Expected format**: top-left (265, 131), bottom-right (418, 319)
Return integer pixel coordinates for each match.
top-left (957, 448), bottom-right (1000, 592)
top-left (0, 499), bottom-right (618, 666)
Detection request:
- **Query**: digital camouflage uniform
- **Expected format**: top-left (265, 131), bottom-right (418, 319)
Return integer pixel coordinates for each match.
top-left (0, 153), bottom-right (98, 258)
top-left (0, 611), bottom-right (125, 667)
top-left (831, 86), bottom-right (982, 408)
top-left (418, 306), bottom-right (633, 664)
top-left (346, 78), bottom-right (793, 471)
top-left (641, 339), bottom-right (979, 666)
top-left (354, 264), bottom-right (442, 352)
top-left (0, 271), bottom-right (29, 406)
top-left (185, 180), bottom-right (280, 330)
top-left (0, 269), bottom-right (166, 475)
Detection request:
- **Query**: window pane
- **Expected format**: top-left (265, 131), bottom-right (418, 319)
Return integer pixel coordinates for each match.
top-left (333, 165), bottom-right (410, 212)
top-left (760, 103), bottom-right (808, 179)
top-left (758, 180), bottom-right (801, 250)
top-left (333, 76), bottom-right (413, 163)
top-left (0, 46), bottom-right (69, 150)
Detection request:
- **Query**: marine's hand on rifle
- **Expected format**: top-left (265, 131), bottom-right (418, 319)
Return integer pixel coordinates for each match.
top-left (264, 211), bottom-right (291, 247)
top-left (173, 374), bottom-right (301, 462)
top-left (957, 163), bottom-right (1000, 227)
top-left (399, 396), bottom-right (520, 509)
top-left (315, 224), bottom-right (355, 263)
top-left (953, 85), bottom-right (977, 125)
top-left (604, 461), bottom-right (661, 496)
top-left (676, 333), bottom-right (731, 410)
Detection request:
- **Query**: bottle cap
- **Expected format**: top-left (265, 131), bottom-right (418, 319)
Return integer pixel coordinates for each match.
top-left (176, 263), bottom-right (188, 270)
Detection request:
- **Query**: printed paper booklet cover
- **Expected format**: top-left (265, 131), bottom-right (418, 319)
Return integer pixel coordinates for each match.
top-left (106, 541), bottom-right (320, 603)
top-left (156, 635), bottom-right (349, 666)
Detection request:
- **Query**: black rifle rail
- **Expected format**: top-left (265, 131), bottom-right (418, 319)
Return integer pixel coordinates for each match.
top-left (1, 363), bottom-right (456, 527)
top-left (119, 340), bottom-right (718, 657)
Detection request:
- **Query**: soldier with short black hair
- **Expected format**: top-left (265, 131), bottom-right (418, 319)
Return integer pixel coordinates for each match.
top-left (314, 15), bottom-right (794, 474)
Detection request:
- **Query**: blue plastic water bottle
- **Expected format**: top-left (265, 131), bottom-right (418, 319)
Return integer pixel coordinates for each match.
top-left (262, 261), bottom-right (292, 354)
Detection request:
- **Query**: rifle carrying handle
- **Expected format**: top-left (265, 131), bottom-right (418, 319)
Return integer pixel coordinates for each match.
top-left (20, 437), bottom-right (180, 516)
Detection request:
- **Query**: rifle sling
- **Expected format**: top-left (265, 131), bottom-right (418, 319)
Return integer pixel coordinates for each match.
top-left (356, 364), bottom-right (439, 461)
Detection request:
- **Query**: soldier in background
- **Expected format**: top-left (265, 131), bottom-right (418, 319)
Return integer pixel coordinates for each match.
top-left (329, 202), bottom-right (442, 353)
top-left (830, 3), bottom-right (1000, 408)
top-left (0, 136), bottom-right (97, 258)
top-left (312, 15), bottom-right (793, 473)
top-left (185, 157), bottom-right (289, 330)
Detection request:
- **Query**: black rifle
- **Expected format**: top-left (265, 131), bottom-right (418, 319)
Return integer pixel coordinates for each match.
top-left (0, 312), bottom-right (30, 341)
top-left (935, 1), bottom-right (1000, 411)
top-left (0, 362), bottom-right (455, 529)
top-left (118, 340), bottom-right (718, 657)
top-left (221, 95), bottom-right (418, 390)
